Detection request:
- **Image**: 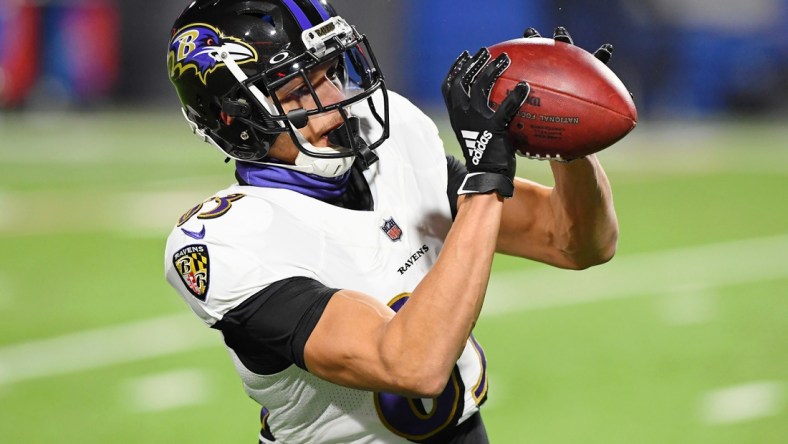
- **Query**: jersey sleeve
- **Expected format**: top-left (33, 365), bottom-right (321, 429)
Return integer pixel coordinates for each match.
top-left (214, 276), bottom-right (338, 374)
top-left (164, 189), bottom-right (326, 325)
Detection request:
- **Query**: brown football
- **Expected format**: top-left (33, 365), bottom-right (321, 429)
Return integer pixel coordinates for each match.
top-left (488, 37), bottom-right (637, 161)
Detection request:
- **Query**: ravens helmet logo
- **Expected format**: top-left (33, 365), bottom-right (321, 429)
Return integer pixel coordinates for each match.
top-left (168, 23), bottom-right (258, 85)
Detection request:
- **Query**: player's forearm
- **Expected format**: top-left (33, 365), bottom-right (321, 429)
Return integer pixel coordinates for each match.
top-left (380, 193), bottom-right (502, 395)
top-left (549, 154), bottom-right (618, 269)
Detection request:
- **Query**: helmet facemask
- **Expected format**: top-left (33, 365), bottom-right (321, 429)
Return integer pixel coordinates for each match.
top-left (217, 16), bottom-right (389, 177)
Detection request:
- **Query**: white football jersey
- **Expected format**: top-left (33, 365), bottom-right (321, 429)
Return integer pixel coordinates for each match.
top-left (165, 92), bottom-right (489, 443)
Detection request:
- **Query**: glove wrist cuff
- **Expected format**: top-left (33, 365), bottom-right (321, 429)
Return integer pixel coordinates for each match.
top-left (457, 172), bottom-right (514, 198)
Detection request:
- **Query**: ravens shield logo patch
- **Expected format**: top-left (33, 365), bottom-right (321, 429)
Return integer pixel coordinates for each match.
top-left (173, 244), bottom-right (210, 301)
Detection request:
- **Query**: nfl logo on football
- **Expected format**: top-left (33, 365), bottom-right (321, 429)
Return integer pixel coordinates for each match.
top-left (381, 218), bottom-right (403, 242)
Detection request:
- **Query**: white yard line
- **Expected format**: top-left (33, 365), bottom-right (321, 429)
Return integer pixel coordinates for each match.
top-left (0, 235), bottom-right (786, 385)
top-left (0, 314), bottom-right (215, 386)
top-left (0, 191), bottom-right (211, 237)
top-left (482, 234), bottom-right (788, 316)
top-left (700, 382), bottom-right (784, 425)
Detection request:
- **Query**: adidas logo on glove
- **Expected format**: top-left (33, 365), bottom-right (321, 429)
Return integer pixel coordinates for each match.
top-left (462, 130), bottom-right (493, 166)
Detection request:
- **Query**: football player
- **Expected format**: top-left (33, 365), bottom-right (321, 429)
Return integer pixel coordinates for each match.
top-left (164, 1), bottom-right (619, 442)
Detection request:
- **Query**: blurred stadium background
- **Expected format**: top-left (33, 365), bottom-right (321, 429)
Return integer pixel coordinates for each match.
top-left (1, 0), bottom-right (786, 442)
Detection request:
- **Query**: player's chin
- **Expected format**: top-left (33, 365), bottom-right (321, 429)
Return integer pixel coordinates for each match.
top-left (315, 128), bottom-right (339, 147)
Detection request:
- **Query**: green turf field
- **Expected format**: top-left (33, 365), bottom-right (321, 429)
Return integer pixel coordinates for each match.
top-left (1, 111), bottom-right (786, 443)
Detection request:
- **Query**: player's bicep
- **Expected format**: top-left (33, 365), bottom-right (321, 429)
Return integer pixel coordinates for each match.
top-left (304, 289), bottom-right (398, 392)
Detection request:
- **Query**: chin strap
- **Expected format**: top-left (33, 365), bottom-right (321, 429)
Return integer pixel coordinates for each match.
top-left (328, 117), bottom-right (378, 169)
top-left (257, 117), bottom-right (375, 178)
top-left (289, 151), bottom-right (355, 178)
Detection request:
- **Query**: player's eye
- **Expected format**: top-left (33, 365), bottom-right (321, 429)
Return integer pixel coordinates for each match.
top-left (326, 63), bottom-right (344, 88)
top-left (286, 84), bottom-right (311, 100)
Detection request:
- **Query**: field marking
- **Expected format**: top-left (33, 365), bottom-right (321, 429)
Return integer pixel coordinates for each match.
top-left (0, 191), bottom-right (212, 237)
top-left (121, 369), bottom-right (212, 412)
top-left (0, 235), bottom-right (786, 386)
top-left (700, 382), bottom-right (784, 425)
top-left (4, 115), bottom-right (788, 174)
top-left (0, 314), bottom-right (214, 386)
top-left (483, 234), bottom-right (788, 316)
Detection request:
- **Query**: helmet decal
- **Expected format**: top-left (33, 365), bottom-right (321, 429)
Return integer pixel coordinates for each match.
top-left (279, 0), bottom-right (332, 30)
top-left (281, 0), bottom-right (314, 30)
top-left (308, 0), bottom-right (332, 21)
top-left (269, 50), bottom-right (294, 65)
top-left (168, 23), bottom-right (258, 85)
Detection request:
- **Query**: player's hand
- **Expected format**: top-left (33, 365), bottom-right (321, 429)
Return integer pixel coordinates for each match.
top-left (523, 26), bottom-right (614, 65)
top-left (442, 48), bottom-right (530, 198)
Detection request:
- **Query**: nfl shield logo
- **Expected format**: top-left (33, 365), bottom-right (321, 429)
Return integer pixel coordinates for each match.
top-left (381, 218), bottom-right (403, 242)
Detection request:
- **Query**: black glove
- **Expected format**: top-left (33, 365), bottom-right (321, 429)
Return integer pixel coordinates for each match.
top-left (524, 26), bottom-right (614, 65)
top-left (442, 48), bottom-right (530, 198)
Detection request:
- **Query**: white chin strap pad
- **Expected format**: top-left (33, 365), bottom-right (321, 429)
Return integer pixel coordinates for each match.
top-left (257, 148), bottom-right (354, 178)
top-left (292, 152), bottom-right (354, 178)
top-left (288, 123), bottom-right (355, 178)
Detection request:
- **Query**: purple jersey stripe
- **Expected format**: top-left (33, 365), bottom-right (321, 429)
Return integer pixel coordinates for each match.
top-left (470, 335), bottom-right (488, 400)
top-left (281, 0), bottom-right (313, 30)
top-left (309, 0), bottom-right (331, 21)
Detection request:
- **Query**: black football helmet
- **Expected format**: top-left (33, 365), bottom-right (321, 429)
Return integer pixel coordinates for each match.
top-left (167, 0), bottom-right (389, 177)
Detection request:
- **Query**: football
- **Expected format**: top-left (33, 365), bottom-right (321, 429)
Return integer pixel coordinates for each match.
top-left (487, 37), bottom-right (637, 161)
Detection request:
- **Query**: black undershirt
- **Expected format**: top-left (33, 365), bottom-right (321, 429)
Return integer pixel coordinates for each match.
top-left (213, 277), bottom-right (337, 373)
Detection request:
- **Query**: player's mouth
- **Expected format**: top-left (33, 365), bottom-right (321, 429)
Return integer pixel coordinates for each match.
top-left (320, 121), bottom-right (346, 146)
